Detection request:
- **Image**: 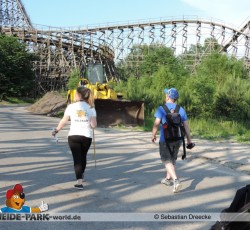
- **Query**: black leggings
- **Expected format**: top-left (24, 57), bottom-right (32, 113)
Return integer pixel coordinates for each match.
top-left (68, 135), bottom-right (92, 180)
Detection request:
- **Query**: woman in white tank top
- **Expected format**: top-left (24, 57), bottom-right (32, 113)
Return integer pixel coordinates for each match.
top-left (52, 86), bottom-right (97, 190)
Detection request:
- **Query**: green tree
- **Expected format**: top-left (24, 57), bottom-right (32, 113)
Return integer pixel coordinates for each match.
top-left (181, 74), bottom-right (215, 118)
top-left (181, 52), bottom-right (250, 121)
top-left (0, 34), bottom-right (35, 98)
top-left (67, 68), bottom-right (80, 89)
top-left (117, 44), bottom-right (188, 80)
top-left (214, 75), bottom-right (250, 121)
top-left (140, 45), bottom-right (188, 78)
top-left (180, 37), bottom-right (222, 73)
top-left (115, 45), bottom-right (189, 115)
top-left (116, 41), bottom-right (250, 126)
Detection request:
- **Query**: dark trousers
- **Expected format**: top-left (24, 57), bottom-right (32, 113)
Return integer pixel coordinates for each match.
top-left (68, 135), bottom-right (92, 180)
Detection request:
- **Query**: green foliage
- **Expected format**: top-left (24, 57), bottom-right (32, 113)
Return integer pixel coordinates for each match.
top-left (180, 38), bottom-right (222, 72)
top-left (117, 40), bottom-right (250, 141)
top-left (196, 53), bottom-right (247, 82)
top-left (214, 75), bottom-right (250, 121)
top-left (203, 37), bottom-right (222, 52)
top-left (188, 118), bottom-right (250, 142)
top-left (117, 44), bottom-right (188, 80)
top-left (180, 74), bottom-right (215, 118)
top-left (115, 44), bottom-right (189, 115)
top-left (179, 52), bottom-right (250, 122)
top-left (236, 130), bottom-right (250, 142)
top-left (67, 68), bottom-right (80, 90)
top-left (1, 97), bottom-right (35, 104)
top-left (56, 111), bottom-right (64, 118)
top-left (2, 34), bottom-right (248, 141)
top-left (142, 116), bottom-right (250, 142)
top-left (0, 34), bottom-right (36, 98)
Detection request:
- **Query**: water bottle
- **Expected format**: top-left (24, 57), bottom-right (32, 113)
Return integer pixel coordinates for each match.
top-left (52, 128), bottom-right (59, 144)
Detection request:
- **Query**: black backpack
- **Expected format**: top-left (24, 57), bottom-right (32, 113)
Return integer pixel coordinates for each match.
top-left (210, 184), bottom-right (250, 230)
top-left (162, 104), bottom-right (187, 160)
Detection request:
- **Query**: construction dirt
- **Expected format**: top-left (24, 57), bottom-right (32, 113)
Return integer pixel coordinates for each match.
top-left (26, 91), bottom-right (145, 127)
top-left (26, 91), bottom-right (67, 116)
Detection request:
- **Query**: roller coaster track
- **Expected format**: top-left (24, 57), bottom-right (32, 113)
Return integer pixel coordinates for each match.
top-left (1, 0), bottom-right (250, 95)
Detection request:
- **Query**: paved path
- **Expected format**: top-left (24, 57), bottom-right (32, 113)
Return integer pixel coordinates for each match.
top-left (0, 105), bottom-right (249, 230)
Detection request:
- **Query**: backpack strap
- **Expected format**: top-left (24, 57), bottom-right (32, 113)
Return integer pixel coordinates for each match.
top-left (181, 137), bottom-right (186, 160)
top-left (161, 105), bottom-right (170, 125)
top-left (162, 104), bottom-right (180, 114)
top-left (174, 104), bottom-right (187, 160)
top-left (174, 104), bottom-right (180, 113)
top-left (162, 104), bottom-right (171, 114)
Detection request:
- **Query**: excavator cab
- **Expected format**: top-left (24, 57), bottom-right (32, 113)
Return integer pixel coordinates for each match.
top-left (86, 63), bottom-right (105, 84)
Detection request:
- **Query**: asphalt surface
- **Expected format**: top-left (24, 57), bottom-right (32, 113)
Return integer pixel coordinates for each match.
top-left (0, 105), bottom-right (249, 230)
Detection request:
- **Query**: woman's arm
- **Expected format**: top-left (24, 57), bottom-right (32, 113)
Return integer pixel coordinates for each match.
top-left (90, 116), bottom-right (97, 129)
top-left (55, 115), bottom-right (70, 132)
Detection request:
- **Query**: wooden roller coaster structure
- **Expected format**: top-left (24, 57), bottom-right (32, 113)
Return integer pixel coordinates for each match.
top-left (0, 0), bottom-right (250, 96)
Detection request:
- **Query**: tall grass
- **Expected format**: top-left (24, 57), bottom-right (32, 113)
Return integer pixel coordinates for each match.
top-left (142, 117), bottom-right (250, 143)
top-left (188, 119), bottom-right (250, 142)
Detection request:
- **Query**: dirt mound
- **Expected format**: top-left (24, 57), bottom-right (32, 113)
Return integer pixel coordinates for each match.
top-left (27, 91), bottom-right (67, 116)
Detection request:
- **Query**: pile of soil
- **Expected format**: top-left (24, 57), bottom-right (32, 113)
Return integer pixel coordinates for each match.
top-left (27, 91), bottom-right (67, 116)
top-left (26, 91), bottom-right (144, 126)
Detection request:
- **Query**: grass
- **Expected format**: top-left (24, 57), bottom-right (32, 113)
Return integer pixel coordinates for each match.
top-left (56, 111), bottom-right (64, 118)
top-left (140, 116), bottom-right (250, 143)
top-left (0, 97), bottom-right (35, 104)
top-left (188, 118), bottom-right (250, 142)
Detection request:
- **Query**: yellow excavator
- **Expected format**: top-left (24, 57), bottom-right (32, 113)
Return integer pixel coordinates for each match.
top-left (67, 63), bottom-right (144, 127)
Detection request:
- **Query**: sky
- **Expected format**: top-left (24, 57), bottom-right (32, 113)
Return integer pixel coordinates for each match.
top-left (21, 0), bottom-right (250, 29)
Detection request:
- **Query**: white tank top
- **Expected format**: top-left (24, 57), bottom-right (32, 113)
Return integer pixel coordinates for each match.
top-left (64, 101), bottom-right (96, 138)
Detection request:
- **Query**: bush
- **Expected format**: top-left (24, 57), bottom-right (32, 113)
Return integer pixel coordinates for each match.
top-left (67, 68), bottom-right (80, 90)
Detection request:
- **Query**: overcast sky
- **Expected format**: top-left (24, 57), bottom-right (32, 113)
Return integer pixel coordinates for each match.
top-left (21, 0), bottom-right (250, 28)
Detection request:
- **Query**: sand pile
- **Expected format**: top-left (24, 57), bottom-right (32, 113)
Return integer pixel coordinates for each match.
top-left (27, 91), bottom-right (67, 116)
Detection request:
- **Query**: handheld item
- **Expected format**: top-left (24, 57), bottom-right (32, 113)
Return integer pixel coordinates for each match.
top-left (186, 143), bottom-right (195, 149)
top-left (52, 128), bottom-right (59, 144)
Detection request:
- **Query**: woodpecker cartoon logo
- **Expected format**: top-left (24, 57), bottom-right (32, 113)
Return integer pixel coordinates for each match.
top-left (0, 184), bottom-right (48, 213)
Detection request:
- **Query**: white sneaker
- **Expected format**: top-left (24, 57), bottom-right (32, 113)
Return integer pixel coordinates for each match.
top-left (173, 179), bottom-right (182, 193)
top-left (161, 178), bottom-right (172, 186)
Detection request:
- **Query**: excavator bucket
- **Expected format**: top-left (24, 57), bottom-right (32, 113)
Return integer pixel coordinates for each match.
top-left (94, 99), bottom-right (144, 127)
